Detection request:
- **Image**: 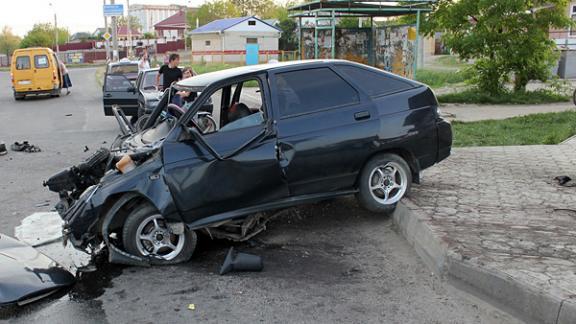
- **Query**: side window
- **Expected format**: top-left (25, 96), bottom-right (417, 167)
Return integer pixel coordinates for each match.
top-left (34, 55), bottom-right (49, 69)
top-left (105, 75), bottom-right (134, 91)
top-left (336, 65), bottom-right (414, 97)
top-left (16, 56), bottom-right (31, 70)
top-left (275, 67), bottom-right (359, 117)
top-left (193, 78), bottom-right (266, 134)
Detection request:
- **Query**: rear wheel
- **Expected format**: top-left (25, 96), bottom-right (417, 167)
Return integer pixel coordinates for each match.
top-left (122, 204), bottom-right (197, 265)
top-left (14, 93), bottom-right (24, 101)
top-left (356, 153), bottom-right (412, 214)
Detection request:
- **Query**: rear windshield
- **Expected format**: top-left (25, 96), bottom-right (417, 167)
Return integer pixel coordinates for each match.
top-left (15, 56), bottom-right (31, 70)
top-left (109, 64), bottom-right (138, 75)
top-left (336, 64), bottom-right (415, 97)
top-left (34, 55), bottom-right (49, 69)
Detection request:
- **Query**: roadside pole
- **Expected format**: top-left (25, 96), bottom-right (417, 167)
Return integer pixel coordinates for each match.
top-left (127, 0), bottom-right (132, 58)
top-left (49, 3), bottom-right (59, 56)
top-left (104, 0), bottom-right (110, 61)
top-left (111, 0), bottom-right (119, 61)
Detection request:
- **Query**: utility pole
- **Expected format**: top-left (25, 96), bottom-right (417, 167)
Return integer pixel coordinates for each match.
top-left (127, 0), bottom-right (132, 58)
top-left (104, 0), bottom-right (110, 61)
top-left (54, 13), bottom-right (59, 54)
top-left (111, 0), bottom-right (119, 61)
top-left (49, 3), bottom-right (59, 55)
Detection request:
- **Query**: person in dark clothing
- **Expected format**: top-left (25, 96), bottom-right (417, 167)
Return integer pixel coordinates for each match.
top-left (156, 53), bottom-right (182, 91)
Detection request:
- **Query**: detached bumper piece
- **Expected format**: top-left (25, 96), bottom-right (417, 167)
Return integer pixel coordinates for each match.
top-left (0, 234), bottom-right (75, 306)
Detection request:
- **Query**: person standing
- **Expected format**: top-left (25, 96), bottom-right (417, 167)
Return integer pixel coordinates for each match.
top-left (60, 61), bottom-right (72, 95)
top-left (138, 48), bottom-right (150, 72)
top-left (156, 53), bottom-right (182, 91)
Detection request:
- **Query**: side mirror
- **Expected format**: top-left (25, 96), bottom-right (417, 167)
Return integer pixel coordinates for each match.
top-left (128, 86), bottom-right (136, 93)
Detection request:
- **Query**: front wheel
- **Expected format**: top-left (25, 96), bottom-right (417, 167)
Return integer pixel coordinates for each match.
top-left (356, 153), bottom-right (412, 214)
top-left (122, 204), bottom-right (197, 265)
top-left (573, 88), bottom-right (576, 106)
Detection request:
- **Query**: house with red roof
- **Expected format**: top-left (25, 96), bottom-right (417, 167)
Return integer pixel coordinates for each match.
top-left (154, 10), bottom-right (188, 41)
top-left (117, 26), bottom-right (142, 41)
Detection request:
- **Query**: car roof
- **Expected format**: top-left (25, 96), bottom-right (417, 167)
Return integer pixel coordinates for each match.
top-left (176, 60), bottom-right (347, 89)
top-left (108, 60), bottom-right (139, 67)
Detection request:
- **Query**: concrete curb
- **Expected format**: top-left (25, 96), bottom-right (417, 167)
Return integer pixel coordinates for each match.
top-left (393, 201), bottom-right (576, 324)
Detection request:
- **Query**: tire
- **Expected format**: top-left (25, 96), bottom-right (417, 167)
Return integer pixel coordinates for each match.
top-left (14, 93), bottom-right (24, 101)
top-left (356, 153), bottom-right (412, 214)
top-left (50, 89), bottom-right (61, 98)
top-left (573, 89), bottom-right (576, 106)
top-left (122, 204), bottom-right (197, 265)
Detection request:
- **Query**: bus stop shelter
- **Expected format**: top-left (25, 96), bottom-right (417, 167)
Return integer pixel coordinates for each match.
top-left (289, 0), bottom-right (435, 79)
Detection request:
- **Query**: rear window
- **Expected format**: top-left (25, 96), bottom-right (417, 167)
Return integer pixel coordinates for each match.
top-left (336, 65), bottom-right (414, 97)
top-left (15, 56), bottom-right (31, 70)
top-left (34, 55), bottom-right (49, 69)
top-left (275, 67), bottom-right (359, 117)
top-left (109, 64), bottom-right (139, 75)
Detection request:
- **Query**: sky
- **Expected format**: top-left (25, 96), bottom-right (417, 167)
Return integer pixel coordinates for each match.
top-left (1, 0), bottom-right (206, 37)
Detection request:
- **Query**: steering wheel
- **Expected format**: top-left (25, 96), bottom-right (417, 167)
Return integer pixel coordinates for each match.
top-left (167, 103), bottom-right (186, 119)
top-left (194, 112), bottom-right (217, 133)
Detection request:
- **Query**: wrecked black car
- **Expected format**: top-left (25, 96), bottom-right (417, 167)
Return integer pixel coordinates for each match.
top-left (45, 60), bottom-right (452, 266)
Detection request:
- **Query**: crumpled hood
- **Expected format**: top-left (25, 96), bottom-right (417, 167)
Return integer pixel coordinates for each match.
top-left (0, 234), bottom-right (75, 306)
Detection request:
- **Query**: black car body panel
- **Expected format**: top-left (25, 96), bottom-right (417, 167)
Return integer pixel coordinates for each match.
top-left (103, 61), bottom-right (139, 116)
top-left (0, 234), bottom-right (75, 306)
top-left (137, 68), bottom-right (163, 116)
top-left (48, 59), bottom-right (452, 264)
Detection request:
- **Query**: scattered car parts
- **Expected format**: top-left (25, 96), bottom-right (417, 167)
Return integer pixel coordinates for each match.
top-left (219, 247), bottom-right (263, 275)
top-left (0, 233), bottom-right (75, 306)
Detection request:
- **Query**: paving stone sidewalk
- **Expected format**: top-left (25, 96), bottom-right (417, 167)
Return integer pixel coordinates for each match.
top-left (440, 102), bottom-right (575, 122)
top-left (405, 144), bottom-right (576, 323)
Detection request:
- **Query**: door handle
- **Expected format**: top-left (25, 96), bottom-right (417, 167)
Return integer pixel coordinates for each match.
top-left (104, 93), bottom-right (112, 97)
top-left (354, 111), bottom-right (370, 121)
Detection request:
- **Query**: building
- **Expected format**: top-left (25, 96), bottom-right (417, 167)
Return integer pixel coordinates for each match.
top-left (130, 4), bottom-right (195, 34)
top-left (550, 2), bottom-right (576, 48)
top-left (190, 16), bottom-right (281, 64)
top-left (117, 26), bottom-right (142, 41)
top-left (154, 10), bottom-right (188, 40)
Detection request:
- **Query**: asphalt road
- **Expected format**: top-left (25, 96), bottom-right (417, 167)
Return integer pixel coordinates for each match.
top-left (0, 68), bottom-right (521, 323)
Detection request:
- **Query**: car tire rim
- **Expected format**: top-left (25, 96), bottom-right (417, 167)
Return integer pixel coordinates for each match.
top-left (368, 162), bottom-right (407, 205)
top-left (135, 214), bottom-right (185, 260)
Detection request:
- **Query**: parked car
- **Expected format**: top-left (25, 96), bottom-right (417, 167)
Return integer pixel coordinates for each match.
top-left (136, 67), bottom-right (163, 118)
top-left (102, 60), bottom-right (139, 117)
top-left (11, 47), bottom-right (62, 100)
top-left (45, 60), bottom-right (452, 266)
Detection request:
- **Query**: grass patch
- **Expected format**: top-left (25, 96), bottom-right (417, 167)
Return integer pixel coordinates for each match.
top-left (438, 88), bottom-right (570, 105)
top-left (453, 111), bottom-right (576, 147)
top-left (189, 63), bottom-right (241, 74)
top-left (416, 68), bottom-right (471, 88)
top-left (95, 66), bottom-right (106, 87)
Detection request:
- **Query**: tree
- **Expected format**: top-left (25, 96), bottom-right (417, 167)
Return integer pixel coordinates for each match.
top-left (118, 15), bottom-right (142, 31)
top-left (0, 26), bottom-right (21, 60)
top-left (425, 0), bottom-right (573, 94)
top-left (189, 0), bottom-right (241, 27)
top-left (20, 23), bottom-right (69, 48)
top-left (273, 5), bottom-right (298, 51)
top-left (143, 32), bottom-right (155, 39)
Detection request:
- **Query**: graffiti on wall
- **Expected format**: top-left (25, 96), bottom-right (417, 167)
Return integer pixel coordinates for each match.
top-left (301, 25), bottom-right (415, 78)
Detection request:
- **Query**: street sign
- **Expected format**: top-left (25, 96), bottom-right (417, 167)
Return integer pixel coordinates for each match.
top-left (103, 32), bottom-right (111, 41)
top-left (103, 4), bottom-right (124, 17)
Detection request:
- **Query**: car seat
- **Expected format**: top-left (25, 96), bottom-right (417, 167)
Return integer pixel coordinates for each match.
top-left (228, 103), bottom-right (251, 123)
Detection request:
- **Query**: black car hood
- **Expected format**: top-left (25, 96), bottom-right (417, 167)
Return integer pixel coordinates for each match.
top-left (0, 234), bottom-right (75, 306)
